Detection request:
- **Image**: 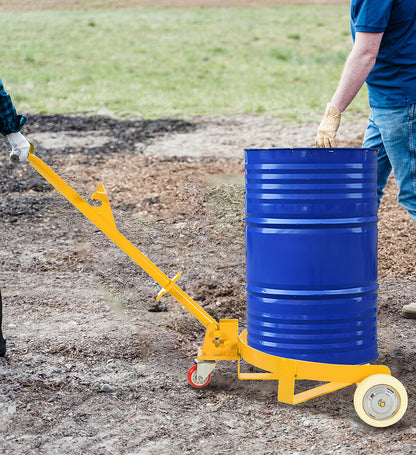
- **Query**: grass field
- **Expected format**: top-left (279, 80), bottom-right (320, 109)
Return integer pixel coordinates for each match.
top-left (0, 5), bottom-right (366, 121)
top-left (0, 0), bottom-right (350, 11)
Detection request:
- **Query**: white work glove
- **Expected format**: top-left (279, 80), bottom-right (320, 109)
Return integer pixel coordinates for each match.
top-left (7, 132), bottom-right (31, 162)
top-left (316, 103), bottom-right (342, 148)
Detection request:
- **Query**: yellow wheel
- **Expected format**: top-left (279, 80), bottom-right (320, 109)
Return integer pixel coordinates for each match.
top-left (354, 374), bottom-right (408, 427)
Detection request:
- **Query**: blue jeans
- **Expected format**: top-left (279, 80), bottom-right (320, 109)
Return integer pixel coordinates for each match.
top-left (363, 104), bottom-right (416, 222)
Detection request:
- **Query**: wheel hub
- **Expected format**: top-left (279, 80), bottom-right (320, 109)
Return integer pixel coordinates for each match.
top-left (363, 385), bottom-right (400, 420)
top-left (192, 371), bottom-right (207, 386)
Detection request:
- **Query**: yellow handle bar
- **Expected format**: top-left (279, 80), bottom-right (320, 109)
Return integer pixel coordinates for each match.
top-left (28, 148), bottom-right (217, 329)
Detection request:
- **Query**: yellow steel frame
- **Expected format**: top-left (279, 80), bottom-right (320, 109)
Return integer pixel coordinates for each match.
top-left (237, 330), bottom-right (390, 404)
top-left (27, 150), bottom-right (392, 406)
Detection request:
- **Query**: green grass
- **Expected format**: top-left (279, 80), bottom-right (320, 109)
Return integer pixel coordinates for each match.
top-left (0, 6), bottom-right (368, 121)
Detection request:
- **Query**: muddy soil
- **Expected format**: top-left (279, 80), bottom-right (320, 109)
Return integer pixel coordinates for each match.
top-left (0, 114), bottom-right (415, 454)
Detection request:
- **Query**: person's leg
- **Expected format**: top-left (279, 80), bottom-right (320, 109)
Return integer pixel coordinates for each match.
top-left (363, 110), bottom-right (392, 207)
top-left (0, 289), bottom-right (6, 356)
top-left (370, 104), bottom-right (416, 318)
top-left (371, 104), bottom-right (416, 222)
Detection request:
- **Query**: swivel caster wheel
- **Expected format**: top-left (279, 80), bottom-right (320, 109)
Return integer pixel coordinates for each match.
top-left (187, 364), bottom-right (212, 388)
top-left (354, 374), bottom-right (408, 427)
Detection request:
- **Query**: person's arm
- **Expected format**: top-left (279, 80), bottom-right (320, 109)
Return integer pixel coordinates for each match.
top-left (316, 32), bottom-right (383, 147)
top-left (0, 80), bottom-right (30, 161)
top-left (331, 32), bottom-right (383, 112)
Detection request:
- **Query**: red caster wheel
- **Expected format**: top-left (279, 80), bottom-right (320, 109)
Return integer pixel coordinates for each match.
top-left (187, 364), bottom-right (211, 388)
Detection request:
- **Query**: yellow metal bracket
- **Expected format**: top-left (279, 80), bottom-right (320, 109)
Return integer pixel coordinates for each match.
top-left (157, 272), bottom-right (182, 301)
top-left (90, 182), bottom-right (117, 231)
top-left (198, 319), bottom-right (240, 361)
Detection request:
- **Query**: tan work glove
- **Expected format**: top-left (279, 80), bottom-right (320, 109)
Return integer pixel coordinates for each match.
top-left (316, 103), bottom-right (341, 148)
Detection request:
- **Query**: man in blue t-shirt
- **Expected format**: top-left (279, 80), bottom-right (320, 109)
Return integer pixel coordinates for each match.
top-left (316, 0), bottom-right (416, 319)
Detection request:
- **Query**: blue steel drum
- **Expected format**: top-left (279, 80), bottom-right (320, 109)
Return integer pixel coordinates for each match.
top-left (245, 148), bottom-right (378, 365)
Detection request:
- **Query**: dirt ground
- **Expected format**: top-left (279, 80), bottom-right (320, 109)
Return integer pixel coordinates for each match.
top-left (0, 113), bottom-right (415, 454)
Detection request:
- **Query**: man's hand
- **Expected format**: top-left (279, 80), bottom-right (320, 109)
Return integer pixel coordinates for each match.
top-left (316, 103), bottom-right (342, 148)
top-left (7, 132), bottom-right (30, 162)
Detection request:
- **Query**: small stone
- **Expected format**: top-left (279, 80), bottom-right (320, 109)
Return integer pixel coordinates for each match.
top-left (101, 383), bottom-right (114, 393)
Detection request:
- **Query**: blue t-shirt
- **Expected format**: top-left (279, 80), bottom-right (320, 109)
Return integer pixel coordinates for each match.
top-left (351, 0), bottom-right (416, 107)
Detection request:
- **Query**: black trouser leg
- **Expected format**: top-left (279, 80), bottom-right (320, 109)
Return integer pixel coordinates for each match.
top-left (0, 289), bottom-right (6, 356)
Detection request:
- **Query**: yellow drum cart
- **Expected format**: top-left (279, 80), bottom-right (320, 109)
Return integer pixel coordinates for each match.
top-left (27, 149), bottom-right (408, 428)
